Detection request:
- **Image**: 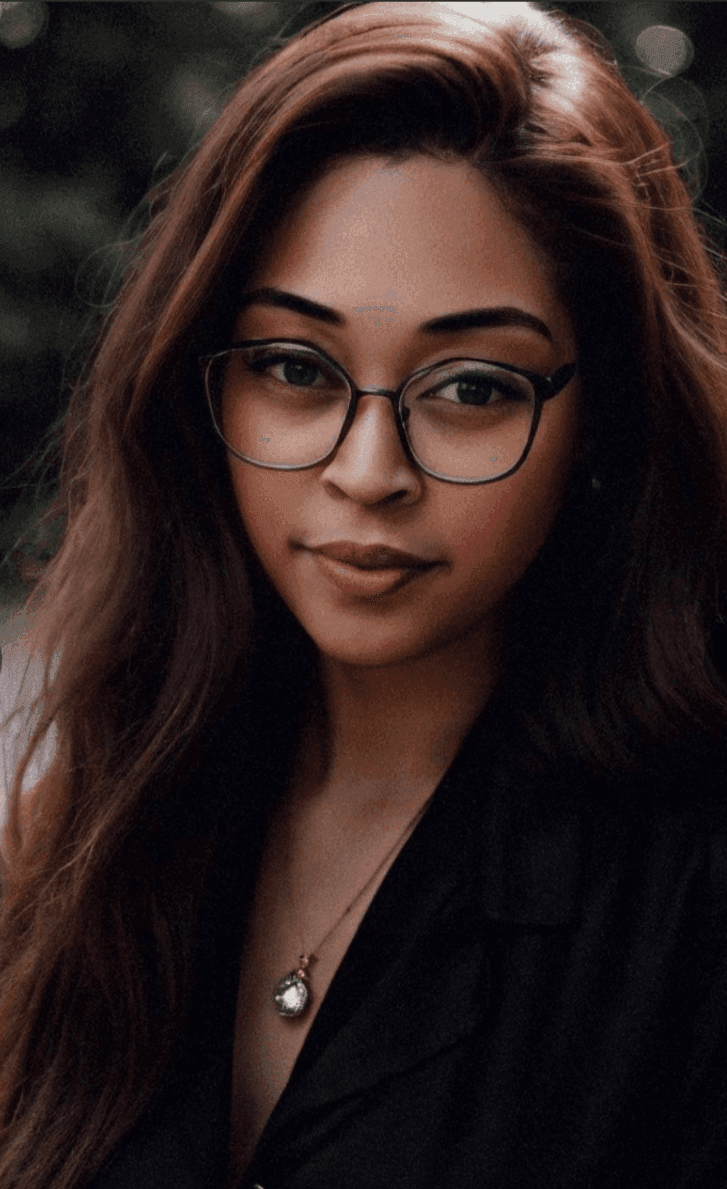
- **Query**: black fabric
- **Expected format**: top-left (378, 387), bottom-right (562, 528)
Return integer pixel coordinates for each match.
top-left (88, 692), bottom-right (727, 1189)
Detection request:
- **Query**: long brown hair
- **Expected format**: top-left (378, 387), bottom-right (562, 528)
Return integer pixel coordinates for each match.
top-left (2, 2), bottom-right (727, 1184)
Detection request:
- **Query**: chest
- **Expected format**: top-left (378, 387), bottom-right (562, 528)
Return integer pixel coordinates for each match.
top-left (226, 794), bottom-right (430, 1184)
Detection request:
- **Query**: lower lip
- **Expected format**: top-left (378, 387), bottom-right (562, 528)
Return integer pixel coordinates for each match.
top-left (310, 551), bottom-right (435, 598)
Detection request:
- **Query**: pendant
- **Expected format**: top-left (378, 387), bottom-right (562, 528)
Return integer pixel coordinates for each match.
top-left (273, 957), bottom-right (311, 1018)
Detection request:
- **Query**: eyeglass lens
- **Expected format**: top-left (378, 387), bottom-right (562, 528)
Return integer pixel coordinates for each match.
top-left (205, 343), bottom-right (537, 481)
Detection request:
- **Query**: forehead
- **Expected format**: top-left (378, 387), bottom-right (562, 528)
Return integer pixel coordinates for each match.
top-left (247, 154), bottom-right (574, 352)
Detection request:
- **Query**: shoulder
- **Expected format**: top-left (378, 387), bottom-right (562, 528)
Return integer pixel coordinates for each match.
top-left (572, 733), bottom-right (727, 925)
top-left (475, 710), bottom-right (727, 924)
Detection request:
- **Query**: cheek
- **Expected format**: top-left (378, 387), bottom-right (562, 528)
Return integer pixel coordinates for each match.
top-left (229, 466), bottom-right (293, 565)
top-left (453, 440), bottom-right (574, 598)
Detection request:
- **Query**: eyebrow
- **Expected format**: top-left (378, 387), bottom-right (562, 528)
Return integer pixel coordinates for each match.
top-left (237, 286), bottom-right (553, 343)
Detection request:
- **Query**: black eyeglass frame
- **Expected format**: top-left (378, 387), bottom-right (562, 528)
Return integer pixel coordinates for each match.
top-left (198, 337), bottom-right (578, 485)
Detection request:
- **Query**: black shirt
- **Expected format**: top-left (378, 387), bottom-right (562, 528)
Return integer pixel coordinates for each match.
top-left (89, 693), bottom-right (727, 1189)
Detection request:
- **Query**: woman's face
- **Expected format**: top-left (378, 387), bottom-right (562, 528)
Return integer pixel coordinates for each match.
top-left (225, 154), bottom-right (580, 670)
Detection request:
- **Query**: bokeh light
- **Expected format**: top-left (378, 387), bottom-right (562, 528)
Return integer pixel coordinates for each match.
top-left (0, 1), bottom-right (46, 49)
top-left (167, 70), bottom-right (226, 139)
top-left (635, 24), bottom-right (694, 77)
top-left (214, 2), bottom-right (282, 29)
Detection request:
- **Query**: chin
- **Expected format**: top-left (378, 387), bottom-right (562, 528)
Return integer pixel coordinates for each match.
top-left (302, 619), bottom-right (466, 672)
top-left (313, 639), bottom-right (422, 670)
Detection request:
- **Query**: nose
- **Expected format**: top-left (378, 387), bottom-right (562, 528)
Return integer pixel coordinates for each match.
top-left (319, 393), bottom-right (423, 505)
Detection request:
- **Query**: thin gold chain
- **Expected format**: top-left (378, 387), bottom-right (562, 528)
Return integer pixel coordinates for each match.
top-left (286, 792), bottom-right (435, 965)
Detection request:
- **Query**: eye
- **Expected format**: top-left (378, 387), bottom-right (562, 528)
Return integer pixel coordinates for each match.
top-left (436, 376), bottom-right (520, 406)
top-left (247, 348), bottom-right (343, 392)
top-left (414, 365), bottom-right (533, 408)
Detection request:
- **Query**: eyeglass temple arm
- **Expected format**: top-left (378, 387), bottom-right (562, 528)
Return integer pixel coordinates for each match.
top-left (544, 361), bottom-right (578, 400)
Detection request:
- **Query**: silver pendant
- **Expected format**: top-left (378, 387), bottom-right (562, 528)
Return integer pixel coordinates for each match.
top-left (273, 960), bottom-right (311, 1018)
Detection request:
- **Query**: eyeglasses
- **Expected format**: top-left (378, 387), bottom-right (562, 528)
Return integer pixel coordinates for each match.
top-left (198, 338), bottom-right (577, 485)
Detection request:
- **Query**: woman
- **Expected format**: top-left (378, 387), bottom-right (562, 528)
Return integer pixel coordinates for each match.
top-left (1, 2), bottom-right (727, 1186)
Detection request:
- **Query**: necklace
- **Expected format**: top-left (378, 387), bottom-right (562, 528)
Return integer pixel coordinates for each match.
top-left (272, 793), bottom-right (434, 1019)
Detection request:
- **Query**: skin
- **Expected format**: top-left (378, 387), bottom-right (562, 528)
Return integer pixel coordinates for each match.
top-left (225, 153), bottom-right (580, 817)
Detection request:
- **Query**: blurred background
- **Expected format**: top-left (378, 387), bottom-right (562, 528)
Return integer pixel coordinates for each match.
top-left (1, 0), bottom-right (726, 636)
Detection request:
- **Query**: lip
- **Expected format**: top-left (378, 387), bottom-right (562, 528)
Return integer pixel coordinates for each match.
top-left (309, 550), bottom-right (436, 598)
top-left (309, 541), bottom-right (435, 570)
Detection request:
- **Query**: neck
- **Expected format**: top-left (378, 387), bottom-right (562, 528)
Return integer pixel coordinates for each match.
top-left (295, 619), bottom-right (503, 815)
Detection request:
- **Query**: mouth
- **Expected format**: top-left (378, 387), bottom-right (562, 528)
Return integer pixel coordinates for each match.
top-left (303, 541), bottom-right (439, 600)
top-left (309, 541), bottom-right (435, 570)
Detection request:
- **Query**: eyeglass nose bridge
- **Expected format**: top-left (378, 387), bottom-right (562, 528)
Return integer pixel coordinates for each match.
top-left (328, 381), bottom-right (417, 470)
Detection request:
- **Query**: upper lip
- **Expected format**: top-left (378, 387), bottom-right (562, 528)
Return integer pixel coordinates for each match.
top-left (309, 541), bottom-right (436, 570)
